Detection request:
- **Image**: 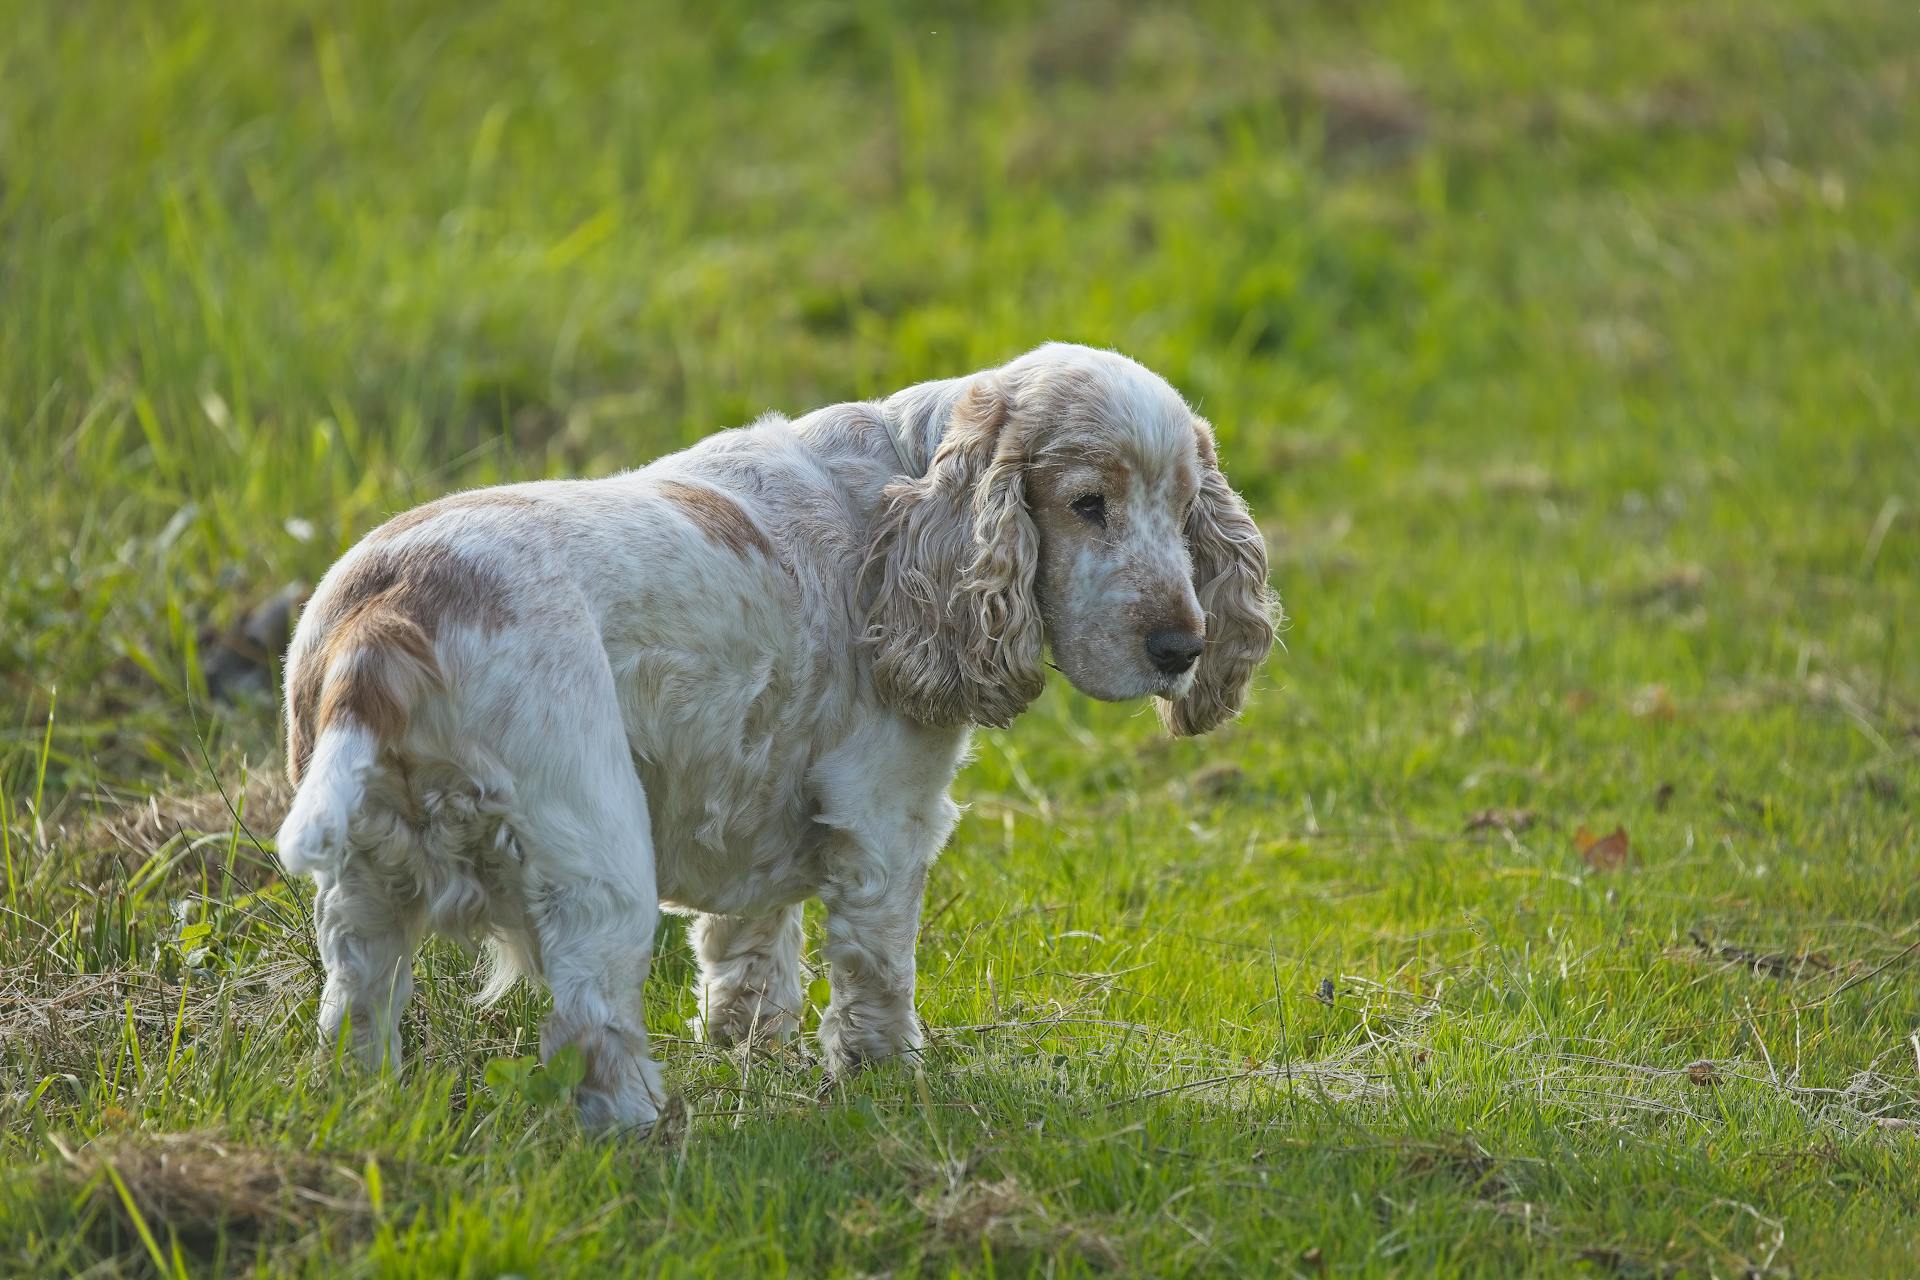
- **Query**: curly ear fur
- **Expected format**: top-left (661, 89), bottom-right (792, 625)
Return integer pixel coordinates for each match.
top-left (1158, 418), bottom-right (1279, 737)
top-left (864, 380), bottom-right (1046, 728)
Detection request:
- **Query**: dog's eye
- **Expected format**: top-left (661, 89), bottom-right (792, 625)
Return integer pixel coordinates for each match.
top-left (1069, 493), bottom-right (1107, 527)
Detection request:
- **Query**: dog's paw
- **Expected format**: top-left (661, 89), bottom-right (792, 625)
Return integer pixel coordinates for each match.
top-left (817, 1005), bottom-right (923, 1079)
top-left (575, 1056), bottom-right (667, 1136)
top-left (691, 991), bottom-right (801, 1051)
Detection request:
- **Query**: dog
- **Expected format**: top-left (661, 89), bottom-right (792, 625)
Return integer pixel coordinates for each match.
top-left (275, 342), bottom-right (1278, 1130)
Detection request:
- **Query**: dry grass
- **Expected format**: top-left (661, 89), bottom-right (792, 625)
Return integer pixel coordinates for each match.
top-left (916, 1173), bottom-right (1122, 1270)
top-left (87, 772), bottom-right (293, 859)
top-left (56, 1131), bottom-right (368, 1257)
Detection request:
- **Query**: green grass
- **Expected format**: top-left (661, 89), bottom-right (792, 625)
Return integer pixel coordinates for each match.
top-left (4, 0), bottom-right (1919, 1273)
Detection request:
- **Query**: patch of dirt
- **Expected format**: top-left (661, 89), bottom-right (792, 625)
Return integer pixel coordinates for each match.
top-left (1862, 773), bottom-right (1900, 803)
top-left (1186, 762), bottom-right (1245, 800)
top-left (1618, 564), bottom-right (1707, 611)
top-left (1304, 65), bottom-right (1427, 154)
top-left (58, 1131), bottom-right (367, 1257)
top-left (1026, 0), bottom-right (1137, 86)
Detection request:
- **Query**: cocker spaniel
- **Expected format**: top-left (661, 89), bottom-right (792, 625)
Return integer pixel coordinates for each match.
top-left (276, 342), bottom-right (1278, 1130)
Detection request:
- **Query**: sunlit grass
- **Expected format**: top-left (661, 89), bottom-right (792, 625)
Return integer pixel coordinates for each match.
top-left (2, 0), bottom-right (1918, 1274)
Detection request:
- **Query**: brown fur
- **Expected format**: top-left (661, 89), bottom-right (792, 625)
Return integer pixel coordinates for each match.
top-left (656, 480), bottom-right (776, 559)
top-left (286, 653), bottom-right (328, 784)
top-left (286, 544), bottom-right (516, 782)
top-left (310, 616), bottom-right (436, 759)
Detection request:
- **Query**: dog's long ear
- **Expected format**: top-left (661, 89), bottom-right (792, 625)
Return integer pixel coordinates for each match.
top-left (1158, 416), bottom-right (1278, 736)
top-left (864, 379), bottom-right (1045, 728)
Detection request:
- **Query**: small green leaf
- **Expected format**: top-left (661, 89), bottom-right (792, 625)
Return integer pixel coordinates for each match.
top-left (544, 1044), bottom-right (586, 1091)
top-left (484, 1055), bottom-right (532, 1095)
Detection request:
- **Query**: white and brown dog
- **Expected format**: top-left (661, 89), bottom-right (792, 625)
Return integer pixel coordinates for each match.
top-left (276, 343), bottom-right (1278, 1130)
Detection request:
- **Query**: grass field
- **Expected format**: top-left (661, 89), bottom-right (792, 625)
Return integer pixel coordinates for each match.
top-left (4, 0), bottom-right (1919, 1274)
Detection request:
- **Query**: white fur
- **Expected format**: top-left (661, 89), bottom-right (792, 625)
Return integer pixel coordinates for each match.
top-left (275, 343), bottom-right (1276, 1130)
top-left (278, 724), bottom-right (375, 877)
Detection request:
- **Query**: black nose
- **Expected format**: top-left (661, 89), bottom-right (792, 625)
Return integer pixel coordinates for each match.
top-left (1144, 627), bottom-right (1205, 676)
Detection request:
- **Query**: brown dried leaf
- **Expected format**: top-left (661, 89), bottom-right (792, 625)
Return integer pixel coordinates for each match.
top-left (1575, 825), bottom-right (1632, 872)
top-left (1629, 684), bottom-right (1676, 720)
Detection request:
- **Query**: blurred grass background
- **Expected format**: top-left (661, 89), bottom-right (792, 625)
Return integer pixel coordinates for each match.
top-left (2, 1), bottom-right (1918, 1275)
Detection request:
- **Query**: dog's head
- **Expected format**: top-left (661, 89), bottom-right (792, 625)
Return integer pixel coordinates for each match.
top-left (864, 342), bottom-right (1279, 735)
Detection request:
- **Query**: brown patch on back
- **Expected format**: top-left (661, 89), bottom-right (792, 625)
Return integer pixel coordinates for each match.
top-left (286, 544), bottom-right (515, 781)
top-left (656, 480), bottom-right (775, 559)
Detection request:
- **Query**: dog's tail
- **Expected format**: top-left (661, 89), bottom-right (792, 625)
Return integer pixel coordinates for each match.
top-left (276, 607), bottom-right (440, 878)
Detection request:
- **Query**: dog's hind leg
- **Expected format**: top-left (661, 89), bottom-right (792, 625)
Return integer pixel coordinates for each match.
top-left (689, 905), bottom-right (805, 1049)
top-left (314, 848), bottom-right (426, 1072)
top-left (504, 687), bottom-right (666, 1133)
top-left (518, 802), bottom-right (664, 1130)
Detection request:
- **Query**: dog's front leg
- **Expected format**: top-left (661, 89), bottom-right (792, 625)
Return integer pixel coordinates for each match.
top-left (812, 720), bottom-right (968, 1077)
top-left (690, 904), bottom-right (805, 1048)
top-left (818, 854), bottom-right (930, 1077)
